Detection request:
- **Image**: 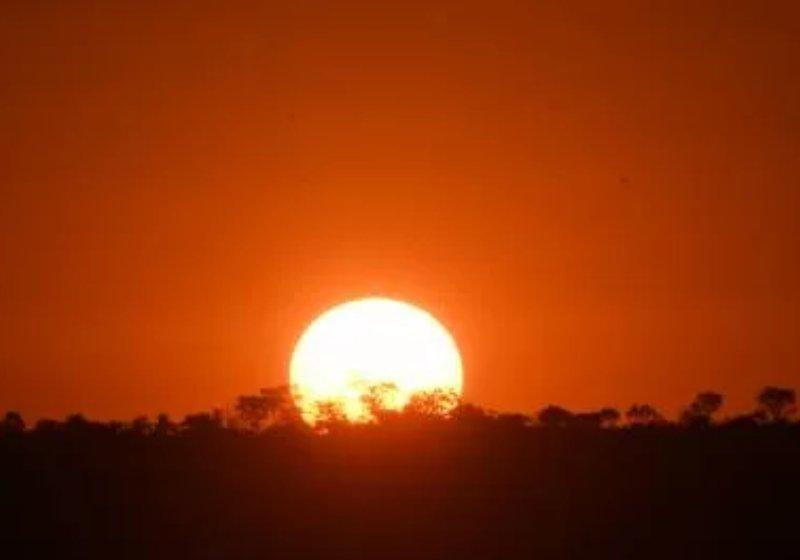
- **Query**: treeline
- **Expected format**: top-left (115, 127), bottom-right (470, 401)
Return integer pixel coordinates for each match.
top-left (2, 386), bottom-right (800, 558)
top-left (1, 385), bottom-right (796, 437)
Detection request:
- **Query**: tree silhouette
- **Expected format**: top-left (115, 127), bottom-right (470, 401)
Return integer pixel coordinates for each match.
top-left (572, 408), bottom-right (621, 429)
top-left (236, 395), bottom-right (273, 432)
top-left (626, 404), bottom-right (664, 426)
top-left (537, 405), bottom-right (573, 428)
top-left (361, 382), bottom-right (401, 424)
top-left (66, 413), bottom-right (88, 427)
top-left (235, 385), bottom-right (300, 431)
top-left (757, 386), bottom-right (796, 423)
top-left (181, 410), bottom-right (224, 435)
top-left (262, 385), bottom-right (300, 424)
top-left (404, 388), bottom-right (459, 419)
top-left (598, 407), bottom-right (621, 428)
top-left (681, 391), bottom-right (724, 427)
top-left (108, 420), bottom-right (125, 435)
top-left (65, 413), bottom-right (93, 435)
top-left (314, 400), bottom-right (348, 433)
top-left (33, 419), bottom-right (60, 433)
top-left (451, 403), bottom-right (493, 428)
top-left (722, 412), bottom-right (763, 429)
top-left (0, 411), bottom-right (25, 434)
top-left (128, 415), bottom-right (153, 436)
top-left (495, 412), bottom-right (533, 430)
top-left (154, 413), bottom-right (177, 437)
top-left (4, 386), bottom-right (800, 559)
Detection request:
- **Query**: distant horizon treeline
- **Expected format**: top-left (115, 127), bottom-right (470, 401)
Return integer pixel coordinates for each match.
top-left (3, 385), bottom-right (800, 558)
top-left (1, 384), bottom-right (796, 437)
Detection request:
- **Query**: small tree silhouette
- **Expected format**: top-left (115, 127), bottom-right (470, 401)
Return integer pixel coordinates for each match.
top-left (34, 419), bottom-right (61, 433)
top-left (360, 382), bottom-right (401, 424)
top-left (0, 411), bottom-right (25, 434)
top-left (314, 400), bottom-right (348, 433)
top-left (495, 412), bottom-right (533, 430)
top-left (128, 415), bottom-right (153, 436)
top-left (598, 407), bottom-right (621, 428)
top-left (404, 388), bottom-right (459, 419)
top-left (573, 408), bottom-right (621, 429)
top-left (681, 392), bottom-right (724, 427)
top-left (626, 404), bottom-right (664, 426)
top-left (65, 413), bottom-right (90, 434)
top-left (182, 411), bottom-right (224, 435)
top-left (236, 395), bottom-right (273, 432)
top-left (757, 387), bottom-right (796, 423)
top-left (451, 403), bottom-right (493, 428)
top-left (261, 385), bottom-right (298, 423)
top-left (154, 413), bottom-right (177, 437)
top-left (236, 385), bottom-right (299, 431)
top-left (537, 405), bottom-right (574, 428)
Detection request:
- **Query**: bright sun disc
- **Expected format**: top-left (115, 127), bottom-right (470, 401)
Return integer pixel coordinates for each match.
top-left (290, 297), bottom-right (463, 424)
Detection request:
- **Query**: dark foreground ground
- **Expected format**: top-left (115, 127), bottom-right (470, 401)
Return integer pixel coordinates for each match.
top-left (2, 423), bottom-right (798, 559)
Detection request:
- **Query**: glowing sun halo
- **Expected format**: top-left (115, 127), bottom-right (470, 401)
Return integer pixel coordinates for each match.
top-left (289, 298), bottom-right (463, 424)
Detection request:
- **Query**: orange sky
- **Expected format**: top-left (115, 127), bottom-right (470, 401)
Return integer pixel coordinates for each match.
top-left (1, 1), bottom-right (799, 421)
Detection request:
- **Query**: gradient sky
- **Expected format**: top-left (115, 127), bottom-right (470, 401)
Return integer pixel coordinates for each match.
top-left (1, 1), bottom-right (799, 421)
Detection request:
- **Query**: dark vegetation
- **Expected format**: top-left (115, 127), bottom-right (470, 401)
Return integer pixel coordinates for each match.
top-left (1, 386), bottom-right (798, 559)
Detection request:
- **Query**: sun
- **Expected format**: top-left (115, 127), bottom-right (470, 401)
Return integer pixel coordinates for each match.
top-left (289, 297), bottom-right (463, 425)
